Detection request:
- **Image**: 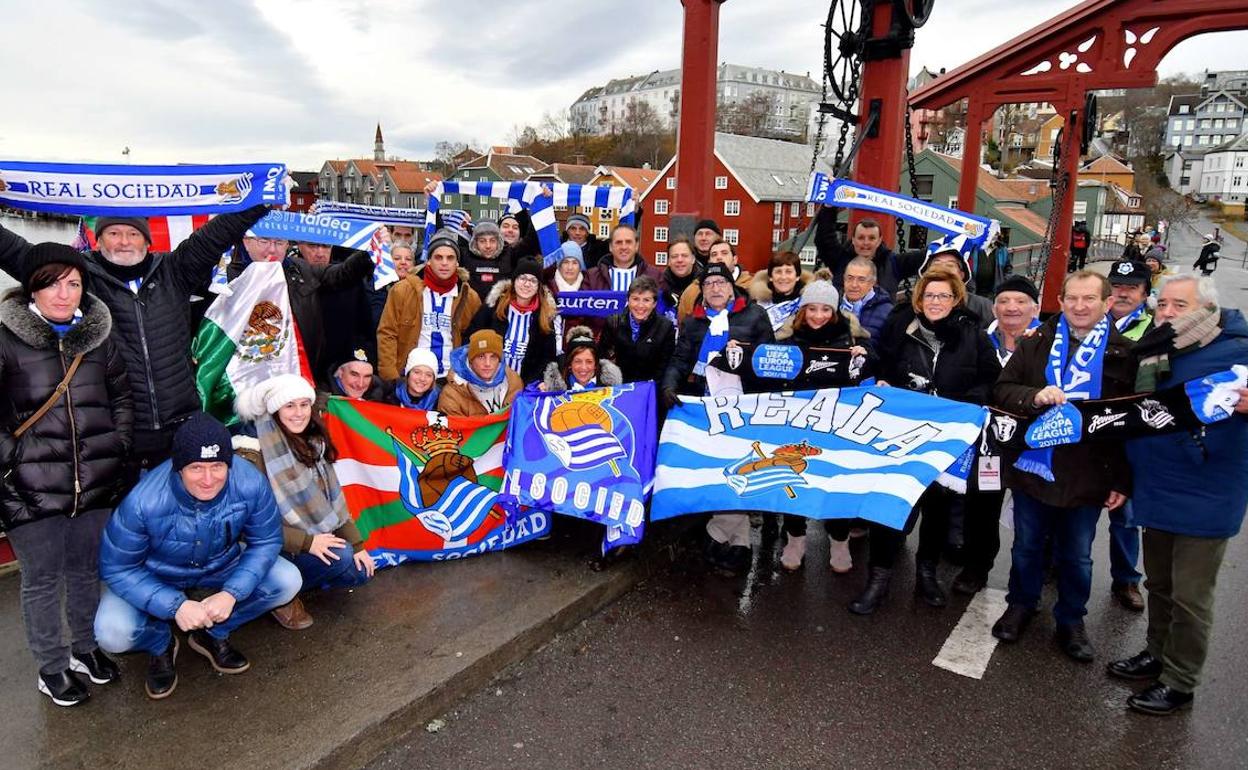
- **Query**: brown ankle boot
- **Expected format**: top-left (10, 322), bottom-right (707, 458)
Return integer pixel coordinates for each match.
top-left (271, 596), bottom-right (313, 630)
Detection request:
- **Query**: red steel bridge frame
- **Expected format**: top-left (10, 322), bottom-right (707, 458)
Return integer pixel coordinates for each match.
top-left (909, 0), bottom-right (1248, 309)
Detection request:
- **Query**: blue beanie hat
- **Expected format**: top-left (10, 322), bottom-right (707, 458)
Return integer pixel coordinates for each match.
top-left (171, 412), bottom-right (233, 471)
top-left (557, 240), bottom-right (585, 271)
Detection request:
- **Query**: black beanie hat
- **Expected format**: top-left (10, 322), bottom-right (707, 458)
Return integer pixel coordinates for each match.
top-left (512, 258), bottom-right (542, 284)
top-left (93, 216), bottom-right (152, 245)
top-left (701, 262), bottom-right (733, 285)
top-left (994, 274), bottom-right (1040, 303)
top-left (171, 413), bottom-right (233, 472)
top-left (694, 219), bottom-right (721, 236)
top-left (21, 243), bottom-right (91, 295)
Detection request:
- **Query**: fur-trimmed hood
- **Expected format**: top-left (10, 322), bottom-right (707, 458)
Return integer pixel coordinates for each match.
top-left (776, 305), bottom-right (869, 342)
top-left (748, 267), bottom-right (831, 304)
top-left (540, 359), bottom-right (624, 392)
top-left (483, 277), bottom-right (558, 313)
top-left (0, 289), bottom-right (112, 357)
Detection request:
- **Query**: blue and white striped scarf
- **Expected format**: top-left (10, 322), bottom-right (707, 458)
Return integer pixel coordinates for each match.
top-left (424, 182), bottom-right (635, 267)
top-left (504, 305), bottom-right (533, 374)
top-left (611, 265), bottom-right (638, 292)
top-left (312, 200), bottom-right (426, 226)
top-left (419, 285), bottom-right (456, 375)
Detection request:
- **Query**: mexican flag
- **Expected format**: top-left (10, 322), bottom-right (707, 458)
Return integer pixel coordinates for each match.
top-left (325, 398), bottom-right (549, 567)
top-left (78, 214), bottom-right (211, 251)
top-left (192, 261), bottom-right (311, 424)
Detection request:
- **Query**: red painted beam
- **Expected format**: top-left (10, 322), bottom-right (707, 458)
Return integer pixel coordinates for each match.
top-left (1041, 104), bottom-right (1083, 312)
top-left (957, 100), bottom-right (990, 222)
top-left (848, 0), bottom-right (911, 248)
top-left (672, 0), bottom-right (725, 227)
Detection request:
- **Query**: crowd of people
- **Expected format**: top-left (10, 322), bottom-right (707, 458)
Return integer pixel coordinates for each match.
top-left (0, 203), bottom-right (1244, 720)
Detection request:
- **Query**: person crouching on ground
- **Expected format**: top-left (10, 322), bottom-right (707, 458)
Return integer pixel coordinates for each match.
top-left (438, 330), bottom-right (524, 417)
top-left (94, 413), bottom-right (300, 700)
top-left (234, 375), bottom-right (374, 631)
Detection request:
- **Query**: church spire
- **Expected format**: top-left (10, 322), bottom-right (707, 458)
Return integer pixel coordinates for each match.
top-left (374, 123), bottom-right (385, 161)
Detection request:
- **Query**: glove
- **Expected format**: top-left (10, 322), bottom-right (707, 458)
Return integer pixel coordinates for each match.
top-left (661, 388), bottom-right (681, 410)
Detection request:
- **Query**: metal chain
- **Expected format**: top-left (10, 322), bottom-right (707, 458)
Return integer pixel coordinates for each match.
top-left (1034, 121), bottom-right (1071, 286)
top-left (898, 101), bottom-right (925, 251)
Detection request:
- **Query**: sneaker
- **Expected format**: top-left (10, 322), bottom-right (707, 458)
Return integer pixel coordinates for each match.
top-left (70, 648), bottom-right (121, 685)
top-left (828, 538), bottom-right (853, 574)
top-left (187, 630), bottom-right (250, 674)
top-left (146, 637), bottom-right (179, 700)
top-left (780, 535), bottom-right (806, 571)
top-left (271, 596), bottom-right (314, 630)
top-left (37, 670), bottom-right (90, 707)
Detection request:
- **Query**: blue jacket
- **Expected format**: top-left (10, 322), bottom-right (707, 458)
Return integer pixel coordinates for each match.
top-left (1127, 309), bottom-right (1248, 538)
top-left (99, 458), bottom-right (283, 620)
top-left (848, 290), bottom-right (893, 341)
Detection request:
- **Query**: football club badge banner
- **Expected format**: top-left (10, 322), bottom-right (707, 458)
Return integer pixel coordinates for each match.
top-left (192, 262), bottom-right (313, 425)
top-left (554, 291), bottom-right (628, 318)
top-left (0, 161), bottom-right (288, 216)
top-left (652, 387), bottom-right (988, 530)
top-left (709, 342), bottom-right (870, 391)
top-left (325, 399), bottom-right (550, 566)
top-left (248, 209), bottom-right (384, 250)
top-left (805, 173), bottom-right (999, 249)
top-left (502, 383), bottom-right (657, 553)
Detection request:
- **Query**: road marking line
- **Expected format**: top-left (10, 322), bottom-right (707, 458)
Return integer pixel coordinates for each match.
top-left (932, 587), bottom-right (1008, 680)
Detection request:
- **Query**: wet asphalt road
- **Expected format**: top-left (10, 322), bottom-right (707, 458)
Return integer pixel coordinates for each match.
top-left (368, 257), bottom-right (1248, 770)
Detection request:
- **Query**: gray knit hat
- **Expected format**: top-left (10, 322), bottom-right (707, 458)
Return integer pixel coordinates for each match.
top-left (799, 280), bottom-right (839, 309)
top-left (565, 213), bottom-right (591, 232)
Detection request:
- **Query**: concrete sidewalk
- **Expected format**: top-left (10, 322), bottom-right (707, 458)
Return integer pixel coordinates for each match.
top-left (0, 521), bottom-right (665, 770)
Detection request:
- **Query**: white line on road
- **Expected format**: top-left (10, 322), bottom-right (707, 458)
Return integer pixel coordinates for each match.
top-left (932, 587), bottom-right (1009, 680)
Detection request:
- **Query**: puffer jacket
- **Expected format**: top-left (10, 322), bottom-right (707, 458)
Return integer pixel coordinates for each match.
top-left (0, 206), bottom-right (268, 446)
top-left (880, 305), bottom-right (1000, 404)
top-left (376, 265), bottom-right (481, 381)
top-left (541, 359), bottom-right (625, 392)
top-left (468, 280), bottom-right (559, 383)
top-left (98, 458), bottom-right (284, 620)
top-left (0, 292), bottom-right (134, 530)
top-left (599, 310), bottom-right (676, 384)
top-left (775, 311), bottom-right (878, 388)
top-left (661, 290), bottom-right (775, 396)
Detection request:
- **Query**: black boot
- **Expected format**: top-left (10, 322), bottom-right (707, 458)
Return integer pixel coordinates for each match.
top-left (848, 567), bottom-right (892, 615)
top-left (145, 637), bottom-right (179, 700)
top-left (915, 560), bottom-right (948, 607)
top-left (187, 630), bottom-right (250, 674)
top-left (37, 670), bottom-right (90, 707)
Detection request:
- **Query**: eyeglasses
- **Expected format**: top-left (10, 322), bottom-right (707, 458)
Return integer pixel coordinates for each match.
top-left (248, 237), bottom-right (289, 249)
top-left (514, 275), bottom-right (539, 285)
top-left (922, 292), bottom-right (955, 303)
top-left (844, 275), bottom-right (874, 284)
top-left (702, 279), bottom-right (730, 288)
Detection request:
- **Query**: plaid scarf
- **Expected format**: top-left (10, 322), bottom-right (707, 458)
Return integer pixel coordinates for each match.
top-left (256, 414), bottom-right (349, 535)
top-left (1135, 305), bottom-right (1222, 392)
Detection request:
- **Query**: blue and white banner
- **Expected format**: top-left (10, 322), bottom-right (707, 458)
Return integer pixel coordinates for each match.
top-left (554, 291), bottom-right (627, 318)
top-left (312, 200), bottom-right (426, 227)
top-left (0, 161), bottom-right (288, 216)
top-left (652, 387), bottom-right (987, 529)
top-left (249, 209), bottom-right (383, 250)
top-left (502, 383), bottom-right (657, 552)
top-left (423, 181), bottom-right (636, 266)
top-left (806, 173), bottom-right (999, 248)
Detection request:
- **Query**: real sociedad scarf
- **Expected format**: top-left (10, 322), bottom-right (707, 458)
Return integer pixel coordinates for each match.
top-left (694, 308), bottom-right (730, 379)
top-left (208, 211), bottom-right (387, 291)
top-left (420, 285), bottom-right (456, 375)
top-left (424, 181), bottom-right (636, 266)
top-left (611, 265), bottom-right (638, 292)
top-left (505, 306), bottom-right (533, 374)
top-left (0, 161), bottom-right (288, 216)
top-left (806, 173), bottom-right (999, 250)
top-left (840, 289), bottom-right (874, 317)
top-left (1015, 315), bottom-right (1110, 481)
top-left (986, 317), bottom-right (1041, 365)
top-left (1113, 304), bottom-right (1147, 333)
top-left (764, 298), bottom-right (802, 331)
top-left (312, 200), bottom-right (426, 226)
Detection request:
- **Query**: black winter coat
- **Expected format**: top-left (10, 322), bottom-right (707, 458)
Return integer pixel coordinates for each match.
top-left (468, 280), bottom-right (559, 383)
top-left (781, 313), bottom-right (878, 387)
top-left (599, 311), bottom-right (676, 384)
top-left (879, 305), bottom-right (1001, 405)
top-left (661, 292), bottom-right (775, 396)
top-left (0, 292), bottom-right (134, 530)
top-left (0, 206), bottom-right (267, 449)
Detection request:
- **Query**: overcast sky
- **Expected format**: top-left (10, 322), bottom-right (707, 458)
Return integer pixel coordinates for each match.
top-left (1, 0), bottom-right (1244, 170)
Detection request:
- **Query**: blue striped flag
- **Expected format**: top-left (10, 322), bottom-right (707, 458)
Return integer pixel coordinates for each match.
top-left (652, 387), bottom-right (988, 530)
top-left (395, 440), bottom-right (500, 545)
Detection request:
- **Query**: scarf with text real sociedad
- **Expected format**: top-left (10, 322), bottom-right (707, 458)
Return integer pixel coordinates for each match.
top-left (0, 160), bottom-right (288, 216)
top-left (1015, 314), bottom-right (1110, 481)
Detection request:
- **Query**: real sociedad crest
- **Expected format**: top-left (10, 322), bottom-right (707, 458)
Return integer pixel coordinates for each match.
top-left (392, 424), bottom-right (504, 546)
top-left (533, 389), bottom-right (632, 477)
top-left (724, 440), bottom-right (820, 499)
top-left (991, 414), bottom-right (1018, 443)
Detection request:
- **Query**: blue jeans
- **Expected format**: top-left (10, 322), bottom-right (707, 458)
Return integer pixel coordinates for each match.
top-left (94, 558), bottom-right (302, 656)
top-left (1006, 490), bottom-right (1102, 627)
top-left (286, 544), bottom-right (371, 592)
top-left (1109, 502), bottom-right (1141, 585)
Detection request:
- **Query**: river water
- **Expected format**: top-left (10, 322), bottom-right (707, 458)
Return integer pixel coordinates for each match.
top-left (0, 214), bottom-right (83, 290)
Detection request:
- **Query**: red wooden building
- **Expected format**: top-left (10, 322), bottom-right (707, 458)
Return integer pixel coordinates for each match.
top-left (639, 132), bottom-right (830, 273)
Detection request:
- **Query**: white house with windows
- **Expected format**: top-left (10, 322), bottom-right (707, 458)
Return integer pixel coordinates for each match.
top-left (1198, 135), bottom-right (1248, 204)
top-left (1165, 91), bottom-right (1248, 151)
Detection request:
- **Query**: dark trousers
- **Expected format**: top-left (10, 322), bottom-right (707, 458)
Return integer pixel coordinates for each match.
top-left (1143, 528), bottom-right (1229, 692)
top-left (782, 515), bottom-right (851, 541)
top-left (5, 510), bottom-right (110, 675)
top-left (868, 486), bottom-right (953, 569)
top-left (1005, 490), bottom-right (1101, 626)
top-left (1109, 502), bottom-right (1142, 585)
top-left (962, 489), bottom-right (1007, 578)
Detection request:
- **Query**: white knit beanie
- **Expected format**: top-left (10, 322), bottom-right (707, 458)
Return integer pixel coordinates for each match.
top-left (404, 347), bottom-right (440, 375)
top-left (235, 374), bottom-right (316, 421)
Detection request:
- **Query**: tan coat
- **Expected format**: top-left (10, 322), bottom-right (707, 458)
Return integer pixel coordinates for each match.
top-left (436, 368), bottom-right (525, 417)
top-left (676, 267), bottom-right (754, 323)
top-left (376, 266), bottom-right (481, 381)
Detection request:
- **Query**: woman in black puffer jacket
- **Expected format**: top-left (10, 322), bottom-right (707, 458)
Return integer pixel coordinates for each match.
top-left (599, 275), bottom-right (675, 384)
top-left (848, 266), bottom-right (1000, 617)
top-left (0, 244), bottom-right (134, 707)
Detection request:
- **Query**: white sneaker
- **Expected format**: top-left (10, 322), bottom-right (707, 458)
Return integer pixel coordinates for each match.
top-left (780, 535), bottom-right (806, 571)
top-left (829, 538), bottom-right (853, 573)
